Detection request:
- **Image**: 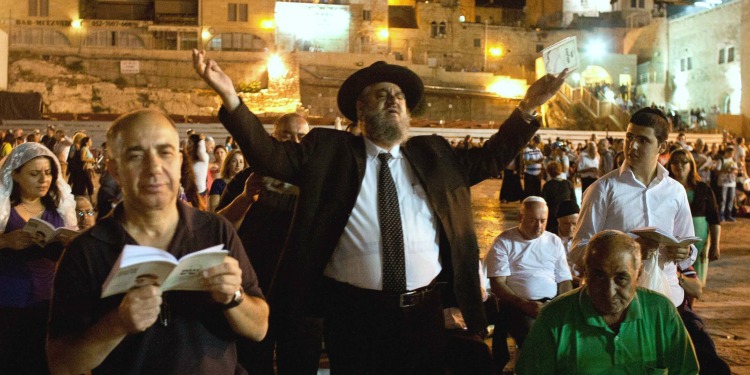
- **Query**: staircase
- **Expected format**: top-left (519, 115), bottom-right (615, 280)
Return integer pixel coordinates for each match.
top-left (551, 82), bottom-right (631, 131)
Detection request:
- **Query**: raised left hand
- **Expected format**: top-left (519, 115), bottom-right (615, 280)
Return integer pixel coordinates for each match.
top-left (202, 256), bottom-right (244, 305)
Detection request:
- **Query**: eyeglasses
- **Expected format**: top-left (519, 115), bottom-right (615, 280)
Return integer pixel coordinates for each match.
top-left (76, 210), bottom-right (96, 218)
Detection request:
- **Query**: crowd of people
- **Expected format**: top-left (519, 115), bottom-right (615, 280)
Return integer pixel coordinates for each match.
top-left (0, 50), bottom-right (739, 374)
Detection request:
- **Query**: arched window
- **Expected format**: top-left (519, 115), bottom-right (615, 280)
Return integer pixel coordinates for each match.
top-left (10, 29), bottom-right (70, 46)
top-left (84, 30), bottom-right (144, 48)
top-left (438, 21), bottom-right (447, 36)
top-left (430, 21), bottom-right (438, 38)
top-left (208, 33), bottom-right (267, 51)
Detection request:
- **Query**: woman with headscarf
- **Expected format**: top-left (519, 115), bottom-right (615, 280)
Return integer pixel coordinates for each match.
top-left (0, 143), bottom-right (76, 374)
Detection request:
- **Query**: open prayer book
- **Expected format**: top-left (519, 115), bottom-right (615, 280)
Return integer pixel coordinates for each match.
top-left (101, 244), bottom-right (228, 298)
top-left (22, 217), bottom-right (79, 245)
top-left (630, 227), bottom-right (702, 247)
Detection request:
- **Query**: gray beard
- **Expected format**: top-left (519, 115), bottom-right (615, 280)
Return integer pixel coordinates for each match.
top-left (362, 109), bottom-right (410, 146)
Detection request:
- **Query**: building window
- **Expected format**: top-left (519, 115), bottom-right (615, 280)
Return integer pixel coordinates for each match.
top-left (476, 15), bottom-right (482, 23)
top-left (430, 21), bottom-right (437, 37)
top-left (363, 10), bottom-right (371, 21)
top-left (11, 29), bottom-right (69, 46)
top-left (639, 73), bottom-right (648, 84)
top-left (239, 4), bottom-right (248, 22)
top-left (28, 0), bottom-right (49, 17)
top-left (687, 57), bottom-right (692, 70)
top-left (718, 49), bottom-right (725, 64)
top-left (474, 38), bottom-right (481, 48)
top-left (438, 21), bottom-right (446, 36)
top-left (228, 4), bottom-right (237, 21)
top-left (208, 33), bottom-right (267, 51)
top-left (728, 47), bottom-right (735, 62)
top-left (84, 30), bottom-right (145, 49)
top-left (631, 0), bottom-right (636, 7)
top-left (680, 58), bottom-right (685, 72)
top-left (639, 0), bottom-right (645, 8)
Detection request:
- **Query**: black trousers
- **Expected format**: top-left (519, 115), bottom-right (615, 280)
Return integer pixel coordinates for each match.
top-left (523, 173), bottom-right (542, 198)
top-left (237, 311), bottom-right (323, 375)
top-left (322, 278), bottom-right (446, 375)
top-left (492, 301), bottom-right (542, 371)
top-left (678, 305), bottom-right (731, 375)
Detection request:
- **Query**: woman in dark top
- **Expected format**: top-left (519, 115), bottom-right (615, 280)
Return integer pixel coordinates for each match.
top-left (668, 148), bottom-right (721, 284)
top-left (0, 142), bottom-right (77, 374)
top-left (208, 150), bottom-right (245, 212)
top-left (541, 161), bottom-right (576, 234)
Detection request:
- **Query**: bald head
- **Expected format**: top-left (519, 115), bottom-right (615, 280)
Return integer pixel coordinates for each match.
top-left (273, 113), bottom-right (309, 143)
top-left (584, 230), bottom-right (642, 275)
top-left (107, 109), bottom-right (177, 158)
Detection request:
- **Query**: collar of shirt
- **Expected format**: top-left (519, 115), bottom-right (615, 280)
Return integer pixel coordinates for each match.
top-left (364, 137), bottom-right (402, 162)
top-left (616, 162), bottom-right (668, 189)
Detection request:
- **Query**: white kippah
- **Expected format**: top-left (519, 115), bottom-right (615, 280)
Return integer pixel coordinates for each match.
top-left (522, 196), bottom-right (546, 205)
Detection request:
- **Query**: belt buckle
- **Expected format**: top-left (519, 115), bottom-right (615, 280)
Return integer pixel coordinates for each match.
top-left (399, 290), bottom-right (419, 308)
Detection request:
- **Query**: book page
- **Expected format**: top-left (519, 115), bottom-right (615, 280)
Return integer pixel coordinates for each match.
top-left (542, 36), bottom-right (579, 76)
top-left (162, 246), bottom-right (228, 291)
top-left (101, 261), bottom-right (177, 298)
top-left (631, 227), bottom-right (701, 247)
top-left (23, 217), bottom-right (57, 245)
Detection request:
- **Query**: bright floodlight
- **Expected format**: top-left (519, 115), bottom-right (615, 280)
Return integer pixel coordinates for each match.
top-left (71, 19), bottom-right (82, 29)
top-left (571, 72), bottom-right (581, 82)
top-left (604, 90), bottom-right (615, 102)
top-left (268, 54), bottom-right (287, 79)
top-left (201, 30), bottom-right (211, 40)
top-left (458, 15), bottom-right (466, 23)
top-left (378, 28), bottom-right (389, 40)
top-left (489, 47), bottom-right (503, 57)
top-left (587, 40), bottom-right (607, 58)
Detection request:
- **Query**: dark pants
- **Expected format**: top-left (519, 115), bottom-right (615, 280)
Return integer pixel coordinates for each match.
top-left (492, 302), bottom-right (538, 371)
top-left (523, 173), bottom-right (542, 198)
top-left (322, 278), bottom-right (446, 375)
top-left (678, 305), bottom-right (731, 375)
top-left (237, 312), bottom-right (323, 375)
top-left (0, 304), bottom-right (51, 374)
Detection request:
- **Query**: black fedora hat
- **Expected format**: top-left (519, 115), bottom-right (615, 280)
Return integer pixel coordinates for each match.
top-left (556, 200), bottom-right (580, 219)
top-left (337, 61), bottom-right (424, 122)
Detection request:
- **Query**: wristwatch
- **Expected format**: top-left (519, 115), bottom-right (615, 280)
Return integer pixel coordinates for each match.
top-left (222, 287), bottom-right (244, 310)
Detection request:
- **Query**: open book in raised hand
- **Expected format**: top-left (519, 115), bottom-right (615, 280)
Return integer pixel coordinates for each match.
top-left (22, 217), bottom-right (79, 246)
top-left (101, 244), bottom-right (229, 298)
top-left (630, 227), bottom-right (702, 247)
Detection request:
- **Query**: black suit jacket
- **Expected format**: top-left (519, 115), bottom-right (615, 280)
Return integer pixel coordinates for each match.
top-left (219, 103), bottom-right (538, 334)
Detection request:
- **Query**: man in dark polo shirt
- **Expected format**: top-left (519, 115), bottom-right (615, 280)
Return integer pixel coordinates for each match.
top-left (47, 109), bottom-right (269, 375)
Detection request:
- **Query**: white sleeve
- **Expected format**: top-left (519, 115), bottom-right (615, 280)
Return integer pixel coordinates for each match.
top-left (554, 237), bottom-right (573, 283)
top-left (486, 235), bottom-right (511, 277)
top-left (570, 180), bottom-right (608, 268)
top-left (197, 140), bottom-right (209, 162)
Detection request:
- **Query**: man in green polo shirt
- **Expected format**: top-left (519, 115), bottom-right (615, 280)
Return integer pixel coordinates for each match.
top-left (516, 230), bottom-right (698, 374)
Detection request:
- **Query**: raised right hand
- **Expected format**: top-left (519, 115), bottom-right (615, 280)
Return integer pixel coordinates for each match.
top-left (192, 49), bottom-right (240, 110)
top-left (118, 285), bottom-right (163, 333)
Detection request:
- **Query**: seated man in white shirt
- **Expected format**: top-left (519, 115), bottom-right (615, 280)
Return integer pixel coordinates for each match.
top-left (571, 107), bottom-right (696, 308)
top-left (486, 196), bottom-right (573, 371)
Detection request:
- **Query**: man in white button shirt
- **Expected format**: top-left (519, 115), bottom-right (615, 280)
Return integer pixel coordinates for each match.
top-left (486, 196), bottom-right (573, 371)
top-left (194, 49), bottom-right (566, 373)
top-left (571, 107), bottom-right (696, 308)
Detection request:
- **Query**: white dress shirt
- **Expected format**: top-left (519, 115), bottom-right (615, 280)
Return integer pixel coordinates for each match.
top-left (571, 163), bottom-right (697, 306)
top-left (323, 139), bottom-right (441, 291)
top-left (486, 229), bottom-right (572, 301)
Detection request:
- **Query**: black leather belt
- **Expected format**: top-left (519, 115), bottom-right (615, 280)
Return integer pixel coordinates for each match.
top-left (323, 277), bottom-right (444, 309)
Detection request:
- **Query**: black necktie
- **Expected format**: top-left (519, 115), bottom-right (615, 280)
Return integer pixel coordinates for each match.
top-left (378, 153), bottom-right (406, 292)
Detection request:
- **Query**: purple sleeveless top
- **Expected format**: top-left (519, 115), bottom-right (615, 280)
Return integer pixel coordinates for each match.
top-left (0, 207), bottom-right (65, 308)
